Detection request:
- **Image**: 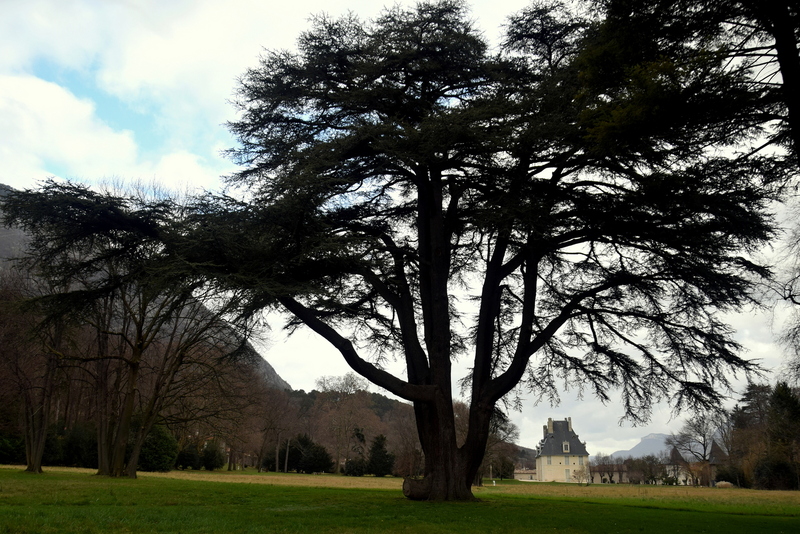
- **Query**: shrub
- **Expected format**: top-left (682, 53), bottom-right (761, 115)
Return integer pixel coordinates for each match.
top-left (344, 456), bottom-right (367, 476)
top-left (715, 465), bottom-right (749, 488)
top-left (176, 444), bottom-right (202, 470)
top-left (273, 435), bottom-right (333, 473)
top-left (273, 439), bottom-right (300, 472)
top-left (367, 435), bottom-right (395, 478)
top-left (753, 457), bottom-right (799, 490)
top-left (42, 424), bottom-right (64, 466)
top-left (138, 425), bottom-right (178, 472)
top-left (298, 438), bottom-right (334, 473)
top-left (0, 433), bottom-right (24, 464)
top-left (201, 441), bottom-right (227, 471)
top-left (63, 423), bottom-right (97, 468)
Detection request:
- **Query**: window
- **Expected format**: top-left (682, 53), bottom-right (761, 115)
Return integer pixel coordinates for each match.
top-left (579, 456), bottom-right (584, 466)
top-left (547, 456), bottom-right (551, 465)
top-left (564, 456), bottom-right (570, 465)
top-left (562, 442), bottom-right (570, 453)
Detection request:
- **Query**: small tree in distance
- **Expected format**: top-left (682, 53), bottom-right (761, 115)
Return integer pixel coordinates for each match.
top-left (176, 444), bottom-right (202, 470)
top-left (572, 463), bottom-right (591, 485)
top-left (138, 425), bottom-right (178, 472)
top-left (367, 435), bottom-right (395, 478)
top-left (201, 441), bottom-right (226, 471)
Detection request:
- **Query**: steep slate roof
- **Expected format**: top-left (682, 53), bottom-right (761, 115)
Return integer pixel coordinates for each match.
top-left (536, 417), bottom-right (590, 457)
top-left (709, 441), bottom-right (729, 465)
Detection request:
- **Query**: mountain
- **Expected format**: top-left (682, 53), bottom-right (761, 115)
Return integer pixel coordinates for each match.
top-left (610, 433), bottom-right (670, 458)
top-left (0, 184), bottom-right (28, 261)
top-left (249, 350), bottom-right (292, 391)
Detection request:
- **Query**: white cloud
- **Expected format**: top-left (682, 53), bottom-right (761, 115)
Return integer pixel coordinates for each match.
top-left (0, 0), bottom-right (527, 191)
top-left (0, 74), bottom-right (228, 193)
top-left (147, 150), bottom-right (229, 191)
top-left (0, 74), bottom-right (138, 187)
top-left (0, 0), bottom-right (108, 72)
top-left (3, 1), bottom-right (520, 143)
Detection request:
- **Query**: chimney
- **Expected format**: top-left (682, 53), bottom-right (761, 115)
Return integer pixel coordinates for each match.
top-left (567, 417), bottom-right (572, 432)
top-left (547, 418), bottom-right (554, 434)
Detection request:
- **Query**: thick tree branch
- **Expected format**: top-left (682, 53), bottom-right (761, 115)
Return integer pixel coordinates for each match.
top-left (278, 296), bottom-right (434, 402)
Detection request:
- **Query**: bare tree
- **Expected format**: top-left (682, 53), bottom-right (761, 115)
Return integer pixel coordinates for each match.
top-left (614, 455), bottom-right (627, 484)
top-left (572, 463), bottom-right (591, 485)
top-left (666, 412), bottom-right (723, 486)
top-left (313, 373), bottom-right (382, 473)
top-left (592, 453), bottom-right (616, 483)
top-left (666, 413), bottom-right (718, 464)
top-left (384, 402), bottom-right (423, 477)
top-left (0, 270), bottom-right (69, 473)
top-left (1, 182), bottom-right (253, 477)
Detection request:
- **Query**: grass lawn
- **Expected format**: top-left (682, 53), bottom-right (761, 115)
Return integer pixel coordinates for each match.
top-left (0, 465), bottom-right (798, 533)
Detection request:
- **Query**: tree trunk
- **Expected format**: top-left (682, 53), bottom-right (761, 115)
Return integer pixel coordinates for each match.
top-left (95, 359), bottom-right (111, 476)
top-left (402, 396), bottom-right (481, 501)
top-left (274, 431), bottom-right (281, 472)
top-left (22, 355), bottom-right (57, 474)
top-left (109, 360), bottom-right (139, 477)
top-left (22, 390), bottom-right (49, 474)
top-left (125, 415), bottom-right (159, 479)
top-left (759, 2), bottom-right (800, 161)
top-left (402, 452), bottom-right (475, 501)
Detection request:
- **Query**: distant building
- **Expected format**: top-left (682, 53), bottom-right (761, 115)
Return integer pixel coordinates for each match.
top-left (534, 417), bottom-right (590, 482)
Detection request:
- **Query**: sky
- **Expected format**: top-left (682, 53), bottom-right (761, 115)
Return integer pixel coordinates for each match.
top-left (1, 0), bottom-right (794, 455)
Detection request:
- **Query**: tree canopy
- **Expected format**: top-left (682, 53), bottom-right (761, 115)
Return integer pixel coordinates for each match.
top-left (173, 0), bottom-right (779, 499)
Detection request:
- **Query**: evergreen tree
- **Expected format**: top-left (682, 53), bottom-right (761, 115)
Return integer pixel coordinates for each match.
top-left (766, 382), bottom-right (800, 488)
top-left (201, 441), bottom-right (226, 471)
top-left (367, 435), bottom-right (395, 478)
top-left (274, 434), bottom-right (334, 473)
top-left (138, 425), bottom-right (178, 472)
top-left (176, 444), bottom-right (203, 470)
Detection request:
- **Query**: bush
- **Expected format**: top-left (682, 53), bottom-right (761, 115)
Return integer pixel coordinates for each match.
top-left (262, 452), bottom-right (279, 472)
top-left (201, 441), bottom-right (227, 471)
top-left (63, 423), bottom-right (97, 468)
top-left (297, 438), bottom-right (334, 473)
top-left (42, 425), bottom-right (64, 466)
top-left (0, 433), bottom-right (24, 464)
top-left (344, 456), bottom-right (367, 476)
top-left (272, 435), bottom-right (333, 473)
top-left (367, 435), bottom-right (394, 477)
top-left (715, 465), bottom-right (749, 488)
top-left (138, 425), bottom-right (178, 472)
top-left (272, 439), bottom-right (300, 472)
top-left (176, 444), bottom-right (202, 470)
top-left (753, 457), bottom-right (799, 490)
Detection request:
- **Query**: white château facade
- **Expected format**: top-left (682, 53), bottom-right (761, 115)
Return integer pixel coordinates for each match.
top-left (534, 417), bottom-right (590, 482)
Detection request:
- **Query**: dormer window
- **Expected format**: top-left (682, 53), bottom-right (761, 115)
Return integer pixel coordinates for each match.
top-left (562, 442), bottom-right (570, 453)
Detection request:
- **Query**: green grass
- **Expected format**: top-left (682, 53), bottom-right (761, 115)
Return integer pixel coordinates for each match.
top-left (0, 467), bottom-right (798, 533)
